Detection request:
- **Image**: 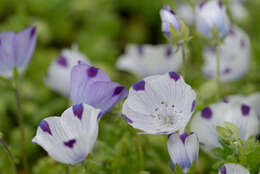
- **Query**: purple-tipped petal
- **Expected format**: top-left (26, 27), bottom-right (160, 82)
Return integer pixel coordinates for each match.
top-left (39, 120), bottom-right (52, 135)
top-left (201, 107), bottom-right (213, 119)
top-left (241, 104), bottom-right (250, 116)
top-left (169, 72), bottom-right (180, 82)
top-left (133, 80), bottom-right (145, 91)
top-left (57, 55), bottom-right (68, 67)
top-left (73, 104), bottom-right (84, 120)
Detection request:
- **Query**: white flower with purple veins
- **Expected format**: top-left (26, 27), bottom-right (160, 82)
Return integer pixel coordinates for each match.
top-left (0, 26), bottom-right (37, 78)
top-left (32, 104), bottom-right (102, 165)
top-left (122, 72), bottom-right (196, 134)
top-left (116, 44), bottom-right (183, 78)
top-left (219, 163), bottom-right (250, 174)
top-left (203, 26), bottom-right (250, 82)
top-left (45, 45), bottom-right (89, 96)
top-left (195, 0), bottom-right (230, 38)
top-left (190, 102), bottom-right (259, 153)
top-left (168, 132), bottom-right (199, 174)
top-left (224, 92), bottom-right (260, 120)
top-left (70, 62), bottom-right (128, 115)
top-left (160, 5), bottom-right (181, 39)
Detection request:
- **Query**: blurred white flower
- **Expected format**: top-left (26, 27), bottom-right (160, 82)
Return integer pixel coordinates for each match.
top-left (224, 92), bottom-right (260, 120)
top-left (176, 2), bottom-right (194, 25)
top-left (116, 44), bottom-right (183, 78)
top-left (122, 72), bottom-right (196, 134)
top-left (229, 0), bottom-right (249, 22)
top-left (190, 102), bottom-right (259, 154)
top-left (203, 26), bottom-right (250, 82)
top-left (195, 0), bottom-right (230, 38)
top-left (160, 5), bottom-right (181, 39)
top-left (45, 45), bottom-right (90, 96)
top-left (219, 163), bottom-right (250, 174)
top-left (32, 104), bottom-right (101, 165)
top-left (168, 132), bottom-right (199, 174)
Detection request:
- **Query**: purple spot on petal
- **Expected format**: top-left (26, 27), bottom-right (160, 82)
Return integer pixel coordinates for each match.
top-left (57, 55), bottom-right (68, 67)
top-left (241, 104), bottom-right (250, 116)
top-left (220, 165), bottom-right (227, 174)
top-left (229, 28), bottom-right (235, 35)
top-left (199, 2), bottom-right (205, 9)
top-left (223, 68), bottom-right (231, 74)
top-left (97, 112), bottom-right (103, 120)
top-left (30, 27), bottom-right (36, 38)
top-left (241, 40), bottom-right (246, 48)
top-left (191, 100), bottom-right (196, 112)
top-left (218, 0), bottom-right (222, 8)
top-left (39, 120), bottom-right (52, 135)
top-left (138, 45), bottom-right (144, 55)
top-left (64, 139), bottom-right (76, 149)
top-left (169, 72), bottom-right (180, 82)
top-left (123, 114), bottom-right (133, 124)
top-left (166, 47), bottom-right (173, 57)
top-left (201, 107), bottom-right (213, 120)
top-left (113, 86), bottom-right (125, 96)
top-left (87, 66), bottom-right (98, 78)
top-left (223, 98), bottom-right (229, 103)
top-left (133, 80), bottom-right (145, 91)
top-left (207, 46), bottom-right (215, 53)
top-left (168, 133), bottom-right (173, 138)
top-left (180, 132), bottom-right (190, 144)
top-left (73, 104), bottom-right (84, 120)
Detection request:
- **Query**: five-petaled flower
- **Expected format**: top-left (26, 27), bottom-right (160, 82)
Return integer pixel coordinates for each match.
top-left (168, 132), bottom-right (199, 174)
top-left (32, 104), bottom-right (102, 165)
top-left (116, 44), bottom-right (183, 78)
top-left (122, 72), bottom-right (196, 134)
top-left (219, 163), bottom-right (250, 174)
top-left (195, 0), bottom-right (230, 39)
top-left (190, 102), bottom-right (259, 154)
top-left (202, 26), bottom-right (250, 82)
top-left (70, 62), bottom-right (128, 115)
top-left (45, 45), bottom-right (90, 96)
top-left (0, 26), bottom-right (37, 78)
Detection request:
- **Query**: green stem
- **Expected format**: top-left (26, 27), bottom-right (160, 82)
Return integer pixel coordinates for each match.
top-left (13, 82), bottom-right (29, 174)
top-left (181, 46), bottom-right (186, 79)
top-left (66, 165), bottom-right (70, 174)
top-left (0, 138), bottom-right (17, 174)
top-left (214, 45), bottom-right (221, 101)
top-left (136, 133), bottom-right (144, 171)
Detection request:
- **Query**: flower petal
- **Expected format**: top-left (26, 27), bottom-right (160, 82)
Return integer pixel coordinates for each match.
top-left (185, 133), bottom-right (199, 164)
top-left (219, 163), bottom-right (249, 174)
top-left (32, 104), bottom-right (101, 165)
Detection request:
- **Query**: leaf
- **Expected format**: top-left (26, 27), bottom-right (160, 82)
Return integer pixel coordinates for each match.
top-left (188, 161), bottom-right (196, 174)
top-left (216, 126), bottom-right (232, 141)
top-left (212, 160), bottom-right (225, 170)
top-left (0, 76), bottom-right (11, 85)
top-left (224, 122), bottom-right (239, 137)
top-left (211, 147), bottom-right (226, 159)
top-left (175, 163), bottom-right (184, 174)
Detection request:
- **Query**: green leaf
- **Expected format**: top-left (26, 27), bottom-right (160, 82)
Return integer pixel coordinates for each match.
top-left (224, 122), bottom-right (239, 137)
top-left (212, 160), bottom-right (225, 170)
top-left (175, 163), bottom-right (184, 174)
top-left (216, 126), bottom-right (232, 141)
top-left (211, 147), bottom-right (226, 159)
top-left (0, 76), bottom-right (11, 84)
top-left (188, 161), bottom-right (196, 174)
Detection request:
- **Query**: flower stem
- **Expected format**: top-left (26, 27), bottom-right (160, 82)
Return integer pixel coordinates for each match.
top-left (214, 45), bottom-right (221, 101)
top-left (12, 82), bottom-right (29, 174)
top-left (0, 138), bottom-right (17, 174)
top-left (181, 45), bottom-right (187, 79)
top-left (136, 133), bottom-right (144, 171)
top-left (66, 165), bottom-right (70, 174)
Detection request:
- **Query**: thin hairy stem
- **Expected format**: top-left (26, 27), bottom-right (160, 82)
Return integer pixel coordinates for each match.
top-left (0, 138), bottom-right (17, 174)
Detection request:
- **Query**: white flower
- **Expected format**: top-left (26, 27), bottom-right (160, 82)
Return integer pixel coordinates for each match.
top-left (195, 0), bottom-right (230, 38)
top-left (168, 132), bottom-right (199, 174)
top-left (229, 0), bottom-right (248, 22)
top-left (32, 104), bottom-right (101, 165)
top-left (45, 45), bottom-right (90, 96)
top-left (224, 92), bottom-right (260, 120)
top-left (116, 44), bottom-right (183, 78)
top-left (219, 163), bottom-right (250, 174)
top-left (190, 102), bottom-right (259, 154)
top-left (176, 2), bottom-right (194, 25)
top-left (203, 26), bottom-right (250, 82)
top-left (122, 72), bottom-right (196, 134)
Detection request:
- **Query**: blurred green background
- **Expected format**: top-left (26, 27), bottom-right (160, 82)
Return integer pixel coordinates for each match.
top-left (0, 0), bottom-right (260, 173)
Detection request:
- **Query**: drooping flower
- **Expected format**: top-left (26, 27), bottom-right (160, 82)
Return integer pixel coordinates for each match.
top-left (45, 45), bottom-right (90, 96)
top-left (229, 0), bottom-right (248, 22)
top-left (190, 102), bottom-right (259, 153)
top-left (116, 44), bottom-right (183, 78)
top-left (219, 163), bottom-right (250, 174)
top-left (203, 26), bottom-right (250, 82)
top-left (70, 62), bottom-right (128, 115)
top-left (168, 132), bottom-right (199, 174)
top-left (224, 92), bottom-right (260, 120)
top-left (160, 5), bottom-right (182, 39)
top-left (195, 0), bottom-right (230, 38)
top-left (122, 72), bottom-right (196, 134)
top-left (32, 104), bottom-right (102, 165)
top-left (0, 26), bottom-right (37, 78)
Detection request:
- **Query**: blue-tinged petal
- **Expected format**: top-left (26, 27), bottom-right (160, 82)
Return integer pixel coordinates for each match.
top-left (219, 163), bottom-right (249, 174)
top-left (32, 104), bottom-right (101, 165)
top-left (184, 133), bottom-right (199, 164)
top-left (168, 134), bottom-right (191, 173)
top-left (14, 26), bottom-right (37, 73)
top-left (0, 32), bottom-right (16, 78)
